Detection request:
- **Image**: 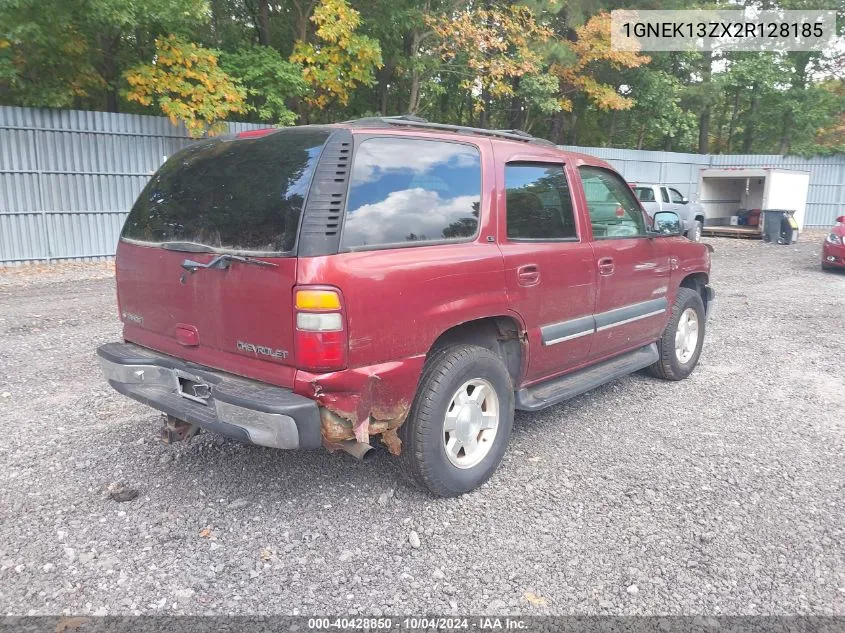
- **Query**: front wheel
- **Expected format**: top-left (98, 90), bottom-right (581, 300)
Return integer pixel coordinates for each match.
top-left (398, 344), bottom-right (514, 497)
top-left (650, 287), bottom-right (706, 381)
top-left (688, 220), bottom-right (703, 242)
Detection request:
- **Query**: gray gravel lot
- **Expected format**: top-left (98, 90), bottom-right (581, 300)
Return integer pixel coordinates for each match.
top-left (1, 236), bottom-right (843, 617)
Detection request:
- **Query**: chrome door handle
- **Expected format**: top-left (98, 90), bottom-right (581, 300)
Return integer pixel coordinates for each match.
top-left (517, 264), bottom-right (540, 286)
top-left (598, 257), bottom-right (615, 276)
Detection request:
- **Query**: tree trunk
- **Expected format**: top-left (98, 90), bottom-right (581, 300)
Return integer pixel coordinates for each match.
top-left (725, 88), bottom-right (741, 153)
top-left (698, 51), bottom-right (712, 154)
top-left (407, 70), bottom-right (420, 114)
top-left (98, 31), bottom-right (121, 113)
top-left (257, 0), bottom-right (270, 45)
top-left (507, 76), bottom-right (522, 129)
top-left (569, 112), bottom-right (578, 144)
top-left (742, 86), bottom-right (759, 153)
top-left (293, 0), bottom-right (316, 43)
top-left (606, 110), bottom-right (616, 147)
top-left (550, 111), bottom-right (565, 144)
top-left (637, 123), bottom-right (647, 149)
top-left (479, 87), bottom-right (490, 128)
top-left (779, 109), bottom-right (793, 155)
top-left (406, 29), bottom-right (422, 114)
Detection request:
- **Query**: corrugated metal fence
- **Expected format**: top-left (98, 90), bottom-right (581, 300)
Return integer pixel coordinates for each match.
top-left (1, 105), bottom-right (843, 264)
top-left (0, 107), bottom-right (262, 264)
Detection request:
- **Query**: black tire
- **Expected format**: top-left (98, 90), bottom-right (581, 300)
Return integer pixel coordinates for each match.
top-left (688, 220), bottom-right (703, 242)
top-left (398, 344), bottom-right (514, 497)
top-left (649, 287), bottom-right (706, 381)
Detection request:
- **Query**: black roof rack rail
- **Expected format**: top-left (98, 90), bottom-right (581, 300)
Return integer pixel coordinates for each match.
top-left (342, 116), bottom-right (556, 146)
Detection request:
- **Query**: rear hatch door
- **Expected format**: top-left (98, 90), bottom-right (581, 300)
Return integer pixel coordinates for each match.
top-left (115, 127), bottom-right (332, 385)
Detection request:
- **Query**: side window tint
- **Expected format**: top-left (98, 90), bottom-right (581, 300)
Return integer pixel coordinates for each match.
top-left (505, 163), bottom-right (577, 240)
top-left (579, 166), bottom-right (646, 239)
top-left (669, 188), bottom-right (685, 203)
top-left (661, 188), bottom-right (670, 203)
top-left (341, 138), bottom-right (481, 249)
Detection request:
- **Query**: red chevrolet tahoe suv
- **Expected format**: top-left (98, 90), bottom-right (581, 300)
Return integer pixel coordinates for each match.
top-left (98, 117), bottom-right (714, 497)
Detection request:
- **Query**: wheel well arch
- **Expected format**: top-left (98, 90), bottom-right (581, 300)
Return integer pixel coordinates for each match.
top-left (680, 272), bottom-right (710, 311)
top-left (694, 213), bottom-right (705, 222)
top-left (428, 316), bottom-right (525, 385)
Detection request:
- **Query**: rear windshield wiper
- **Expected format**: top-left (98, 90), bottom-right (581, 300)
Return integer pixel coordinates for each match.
top-left (160, 241), bottom-right (219, 253)
top-left (181, 253), bottom-right (278, 273)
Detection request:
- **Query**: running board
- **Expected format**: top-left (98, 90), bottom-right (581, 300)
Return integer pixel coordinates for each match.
top-left (515, 343), bottom-right (659, 411)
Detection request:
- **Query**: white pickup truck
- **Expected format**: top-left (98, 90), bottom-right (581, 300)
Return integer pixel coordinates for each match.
top-left (630, 183), bottom-right (706, 242)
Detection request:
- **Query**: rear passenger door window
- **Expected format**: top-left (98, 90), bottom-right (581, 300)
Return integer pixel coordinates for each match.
top-left (341, 137), bottom-right (482, 250)
top-left (505, 163), bottom-right (577, 240)
top-left (579, 166), bottom-right (646, 239)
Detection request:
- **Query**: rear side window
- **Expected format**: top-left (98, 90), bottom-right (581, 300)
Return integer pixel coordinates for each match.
top-left (121, 128), bottom-right (331, 254)
top-left (505, 163), bottom-right (577, 240)
top-left (661, 187), bottom-right (671, 203)
top-left (340, 138), bottom-right (481, 250)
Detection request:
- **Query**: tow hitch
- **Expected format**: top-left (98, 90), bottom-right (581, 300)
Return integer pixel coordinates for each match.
top-left (160, 414), bottom-right (201, 444)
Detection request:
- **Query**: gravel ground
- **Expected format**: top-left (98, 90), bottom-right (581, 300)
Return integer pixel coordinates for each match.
top-left (0, 235), bottom-right (843, 617)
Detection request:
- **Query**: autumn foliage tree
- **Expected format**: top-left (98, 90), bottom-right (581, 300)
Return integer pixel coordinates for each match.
top-left (428, 4), bottom-right (552, 126)
top-left (123, 35), bottom-right (246, 137)
top-left (290, 0), bottom-right (382, 110)
top-left (2, 0), bottom-right (842, 154)
top-left (553, 12), bottom-right (650, 112)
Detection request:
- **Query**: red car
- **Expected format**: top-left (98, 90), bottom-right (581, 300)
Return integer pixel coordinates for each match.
top-left (97, 117), bottom-right (713, 496)
top-left (822, 215), bottom-right (845, 270)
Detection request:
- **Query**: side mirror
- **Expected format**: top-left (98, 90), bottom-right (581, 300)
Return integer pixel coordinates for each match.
top-left (836, 215), bottom-right (845, 224)
top-left (652, 211), bottom-right (682, 236)
top-left (681, 196), bottom-right (689, 204)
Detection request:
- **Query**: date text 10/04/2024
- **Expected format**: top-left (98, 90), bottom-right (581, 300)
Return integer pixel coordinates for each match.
top-left (307, 617), bottom-right (528, 630)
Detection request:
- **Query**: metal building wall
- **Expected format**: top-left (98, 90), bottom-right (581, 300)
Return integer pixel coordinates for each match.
top-left (709, 153), bottom-right (845, 228)
top-left (563, 145), bottom-right (845, 229)
top-left (1, 106), bottom-right (844, 265)
top-left (560, 146), bottom-right (710, 205)
top-left (0, 106), bottom-right (263, 265)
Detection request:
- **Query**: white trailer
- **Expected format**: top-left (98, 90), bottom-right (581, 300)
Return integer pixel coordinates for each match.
top-left (698, 168), bottom-right (810, 238)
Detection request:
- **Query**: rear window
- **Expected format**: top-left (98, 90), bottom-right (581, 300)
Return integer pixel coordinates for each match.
top-left (121, 128), bottom-right (331, 255)
top-left (340, 137), bottom-right (482, 250)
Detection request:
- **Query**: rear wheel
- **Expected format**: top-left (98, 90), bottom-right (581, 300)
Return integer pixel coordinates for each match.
top-left (650, 287), bottom-right (706, 381)
top-left (398, 344), bottom-right (514, 497)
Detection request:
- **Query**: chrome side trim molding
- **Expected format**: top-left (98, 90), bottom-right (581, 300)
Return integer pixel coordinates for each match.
top-left (595, 309), bottom-right (667, 332)
top-left (540, 297), bottom-right (669, 346)
top-left (545, 328), bottom-right (594, 345)
top-left (541, 314), bottom-right (596, 347)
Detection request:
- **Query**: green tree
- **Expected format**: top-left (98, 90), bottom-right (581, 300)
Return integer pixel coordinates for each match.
top-left (221, 46), bottom-right (307, 125)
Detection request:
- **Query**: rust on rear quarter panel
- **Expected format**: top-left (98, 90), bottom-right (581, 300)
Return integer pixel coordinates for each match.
top-left (298, 356), bottom-right (425, 453)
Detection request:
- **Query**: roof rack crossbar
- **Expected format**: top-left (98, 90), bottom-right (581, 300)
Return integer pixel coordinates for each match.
top-left (343, 116), bottom-right (555, 146)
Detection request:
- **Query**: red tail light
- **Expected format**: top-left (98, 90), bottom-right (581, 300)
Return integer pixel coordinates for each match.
top-left (293, 287), bottom-right (347, 372)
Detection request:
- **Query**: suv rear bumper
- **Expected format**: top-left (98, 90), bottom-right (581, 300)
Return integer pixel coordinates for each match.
top-left (97, 342), bottom-right (322, 449)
